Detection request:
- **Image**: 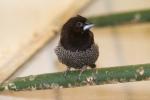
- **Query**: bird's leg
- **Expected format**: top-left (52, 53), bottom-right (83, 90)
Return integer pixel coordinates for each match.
top-left (64, 67), bottom-right (71, 77)
top-left (78, 66), bottom-right (87, 80)
top-left (89, 64), bottom-right (97, 75)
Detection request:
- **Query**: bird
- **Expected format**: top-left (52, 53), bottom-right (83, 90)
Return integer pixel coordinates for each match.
top-left (55, 15), bottom-right (99, 76)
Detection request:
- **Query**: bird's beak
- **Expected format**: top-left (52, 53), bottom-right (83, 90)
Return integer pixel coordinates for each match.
top-left (83, 23), bottom-right (94, 31)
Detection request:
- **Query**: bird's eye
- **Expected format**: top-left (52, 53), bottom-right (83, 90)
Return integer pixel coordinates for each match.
top-left (76, 22), bottom-right (83, 27)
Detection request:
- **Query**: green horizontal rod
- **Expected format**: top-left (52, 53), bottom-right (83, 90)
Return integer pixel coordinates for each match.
top-left (88, 9), bottom-right (150, 27)
top-left (0, 63), bottom-right (150, 91)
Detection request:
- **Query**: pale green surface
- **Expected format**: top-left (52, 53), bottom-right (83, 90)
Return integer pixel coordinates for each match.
top-left (1, 63), bottom-right (150, 91)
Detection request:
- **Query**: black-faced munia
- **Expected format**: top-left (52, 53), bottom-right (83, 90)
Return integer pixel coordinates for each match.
top-left (55, 15), bottom-right (99, 75)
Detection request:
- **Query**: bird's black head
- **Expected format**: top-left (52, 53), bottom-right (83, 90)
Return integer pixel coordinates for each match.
top-left (60, 15), bottom-right (94, 51)
top-left (62, 15), bottom-right (94, 34)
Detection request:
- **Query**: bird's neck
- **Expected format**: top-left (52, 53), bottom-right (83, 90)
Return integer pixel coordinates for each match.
top-left (60, 31), bottom-right (93, 51)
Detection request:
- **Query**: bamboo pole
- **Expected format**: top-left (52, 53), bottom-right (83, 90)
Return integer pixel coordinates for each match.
top-left (88, 9), bottom-right (150, 27)
top-left (0, 63), bottom-right (150, 91)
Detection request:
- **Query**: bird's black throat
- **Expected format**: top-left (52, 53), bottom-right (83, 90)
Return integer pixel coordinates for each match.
top-left (60, 30), bottom-right (94, 52)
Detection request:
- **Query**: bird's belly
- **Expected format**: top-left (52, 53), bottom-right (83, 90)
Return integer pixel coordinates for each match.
top-left (55, 44), bottom-right (99, 69)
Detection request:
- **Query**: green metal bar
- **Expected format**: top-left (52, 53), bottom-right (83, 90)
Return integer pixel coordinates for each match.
top-left (88, 9), bottom-right (150, 27)
top-left (0, 63), bottom-right (150, 91)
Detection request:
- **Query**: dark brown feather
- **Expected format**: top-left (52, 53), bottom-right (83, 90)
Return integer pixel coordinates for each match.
top-left (60, 15), bottom-right (94, 51)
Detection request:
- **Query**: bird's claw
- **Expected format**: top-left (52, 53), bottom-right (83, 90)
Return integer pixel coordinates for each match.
top-left (64, 67), bottom-right (71, 78)
top-left (77, 66), bottom-right (87, 80)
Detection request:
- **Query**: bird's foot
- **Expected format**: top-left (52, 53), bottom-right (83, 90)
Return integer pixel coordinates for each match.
top-left (89, 64), bottom-right (97, 76)
top-left (78, 66), bottom-right (87, 80)
top-left (92, 67), bottom-right (97, 75)
top-left (64, 67), bottom-right (71, 78)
